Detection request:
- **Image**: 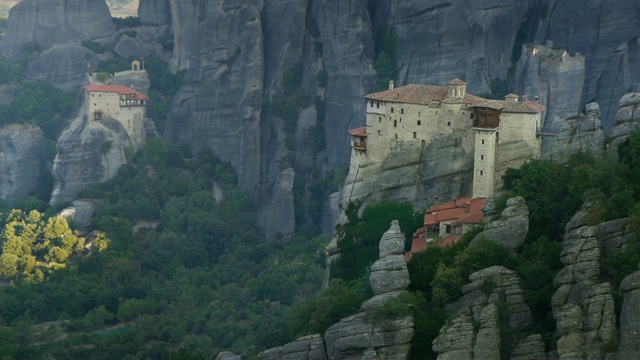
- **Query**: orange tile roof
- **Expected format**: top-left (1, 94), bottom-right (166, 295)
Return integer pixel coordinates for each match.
top-left (365, 84), bottom-right (447, 104)
top-left (348, 127), bottom-right (367, 137)
top-left (365, 83), bottom-right (543, 114)
top-left (85, 84), bottom-right (149, 100)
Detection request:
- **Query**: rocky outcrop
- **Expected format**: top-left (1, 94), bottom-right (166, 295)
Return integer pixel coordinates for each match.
top-left (258, 168), bottom-right (296, 243)
top-left (113, 35), bottom-right (151, 60)
top-left (512, 43), bottom-right (586, 135)
top-left (1, 0), bottom-right (116, 59)
top-left (326, 136), bottom-right (473, 262)
top-left (324, 220), bottom-right (413, 359)
top-left (471, 196), bottom-right (529, 252)
top-left (551, 206), bottom-right (636, 360)
top-left (261, 221), bottom-right (413, 360)
top-left (26, 44), bottom-right (99, 92)
top-left (433, 266), bottom-right (537, 359)
top-left (51, 70), bottom-right (150, 203)
top-left (616, 270), bottom-right (640, 360)
top-left (609, 92), bottom-right (640, 150)
top-left (551, 102), bottom-right (605, 162)
top-left (0, 124), bottom-right (45, 204)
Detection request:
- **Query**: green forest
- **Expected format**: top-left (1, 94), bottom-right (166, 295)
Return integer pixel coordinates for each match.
top-left (0, 18), bottom-right (639, 360)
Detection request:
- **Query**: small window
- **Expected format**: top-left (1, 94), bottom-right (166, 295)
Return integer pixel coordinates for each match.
top-left (417, 120), bottom-right (421, 126)
top-left (447, 121), bottom-right (451, 126)
top-left (391, 107), bottom-right (394, 113)
top-left (401, 108), bottom-right (404, 114)
top-left (379, 117), bottom-right (382, 122)
top-left (395, 134), bottom-right (398, 139)
top-left (480, 170), bottom-right (484, 176)
top-left (378, 130), bottom-right (381, 136)
top-left (376, 102), bottom-right (379, 108)
top-left (481, 155), bottom-right (484, 160)
top-left (394, 120), bottom-right (397, 127)
top-left (413, 132), bottom-right (416, 139)
top-left (446, 224), bottom-right (451, 233)
top-left (470, 113), bottom-right (474, 119)
top-left (91, 94), bottom-right (94, 97)
top-left (482, 139), bottom-right (485, 145)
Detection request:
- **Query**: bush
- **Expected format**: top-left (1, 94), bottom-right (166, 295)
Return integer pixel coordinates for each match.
top-left (81, 40), bottom-right (105, 54)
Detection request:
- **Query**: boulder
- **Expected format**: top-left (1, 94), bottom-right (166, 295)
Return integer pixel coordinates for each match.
top-left (113, 35), bottom-right (151, 60)
top-left (471, 196), bottom-right (529, 252)
top-left (26, 44), bottom-right (99, 92)
top-left (617, 270), bottom-right (640, 360)
top-left (369, 221), bottom-right (410, 295)
top-left (2, 0), bottom-right (116, 59)
top-left (551, 102), bottom-right (605, 162)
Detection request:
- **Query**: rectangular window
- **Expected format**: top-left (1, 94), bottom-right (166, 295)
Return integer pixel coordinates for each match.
top-left (470, 113), bottom-right (474, 119)
top-left (417, 120), bottom-right (421, 125)
top-left (376, 102), bottom-right (379, 108)
top-left (481, 155), bottom-right (484, 160)
top-left (413, 132), bottom-right (416, 139)
top-left (379, 117), bottom-right (381, 122)
top-left (482, 139), bottom-right (485, 145)
top-left (447, 121), bottom-right (451, 126)
top-left (391, 107), bottom-right (394, 113)
top-left (446, 224), bottom-right (451, 233)
top-left (378, 130), bottom-right (381, 136)
top-left (480, 170), bottom-right (484, 175)
top-left (395, 134), bottom-right (398, 139)
top-left (401, 108), bottom-right (404, 114)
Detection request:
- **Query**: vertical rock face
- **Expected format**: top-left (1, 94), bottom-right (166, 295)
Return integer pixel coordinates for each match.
top-left (373, 0), bottom-right (529, 94)
top-left (0, 125), bottom-right (45, 204)
top-left (26, 44), bottom-right (100, 92)
top-left (259, 167), bottom-right (296, 243)
top-left (1, 0), bottom-right (116, 59)
top-left (138, 0), bottom-right (171, 26)
top-left (433, 266), bottom-right (539, 359)
top-left (551, 206), bottom-right (635, 360)
top-left (534, 0), bottom-right (640, 130)
top-left (164, 0), bottom-right (263, 193)
top-left (511, 43), bottom-right (586, 144)
top-left (314, 0), bottom-right (377, 167)
top-left (551, 102), bottom-right (605, 162)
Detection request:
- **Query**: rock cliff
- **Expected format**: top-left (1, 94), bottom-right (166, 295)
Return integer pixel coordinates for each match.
top-left (551, 205), bottom-right (635, 359)
top-left (433, 265), bottom-right (541, 359)
top-left (163, 0), bottom-right (263, 194)
top-left (551, 102), bottom-right (605, 162)
top-left (51, 71), bottom-right (150, 203)
top-left (1, 0), bottom-right (116, 59)
top-left (471, 196), bottom-right (529, 252)
top-left (609, 92), bottom-right (640, 149)
top-left (0, 124), bottom-right (45, 204)
top-left (262, 221), bottom-right (414, 360)
top-left (26, 44), bottom-right (100, 92)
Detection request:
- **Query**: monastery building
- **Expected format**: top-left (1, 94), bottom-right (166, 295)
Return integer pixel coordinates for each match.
top-left (349, 79), bottom-right (544, 197)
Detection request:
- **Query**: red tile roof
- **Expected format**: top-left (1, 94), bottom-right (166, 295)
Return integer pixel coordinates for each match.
top-left (365, 83), bottom-right (543, 114)
top-left (348, 127), bottom-right (367, 137)
top-left (85, 84), bottom-right (149, 100)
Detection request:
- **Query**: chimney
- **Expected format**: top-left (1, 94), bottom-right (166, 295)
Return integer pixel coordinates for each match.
top-left (534, 96), bottom-right (539, 104)
top-left (434, 195), bottom-right (439, 206)
top-left (522, 95), bottom-right (528, 102)
top-left (465, 201), bottom-right (471, 213)
top-left (389, 80), bottom-right (395, 90)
